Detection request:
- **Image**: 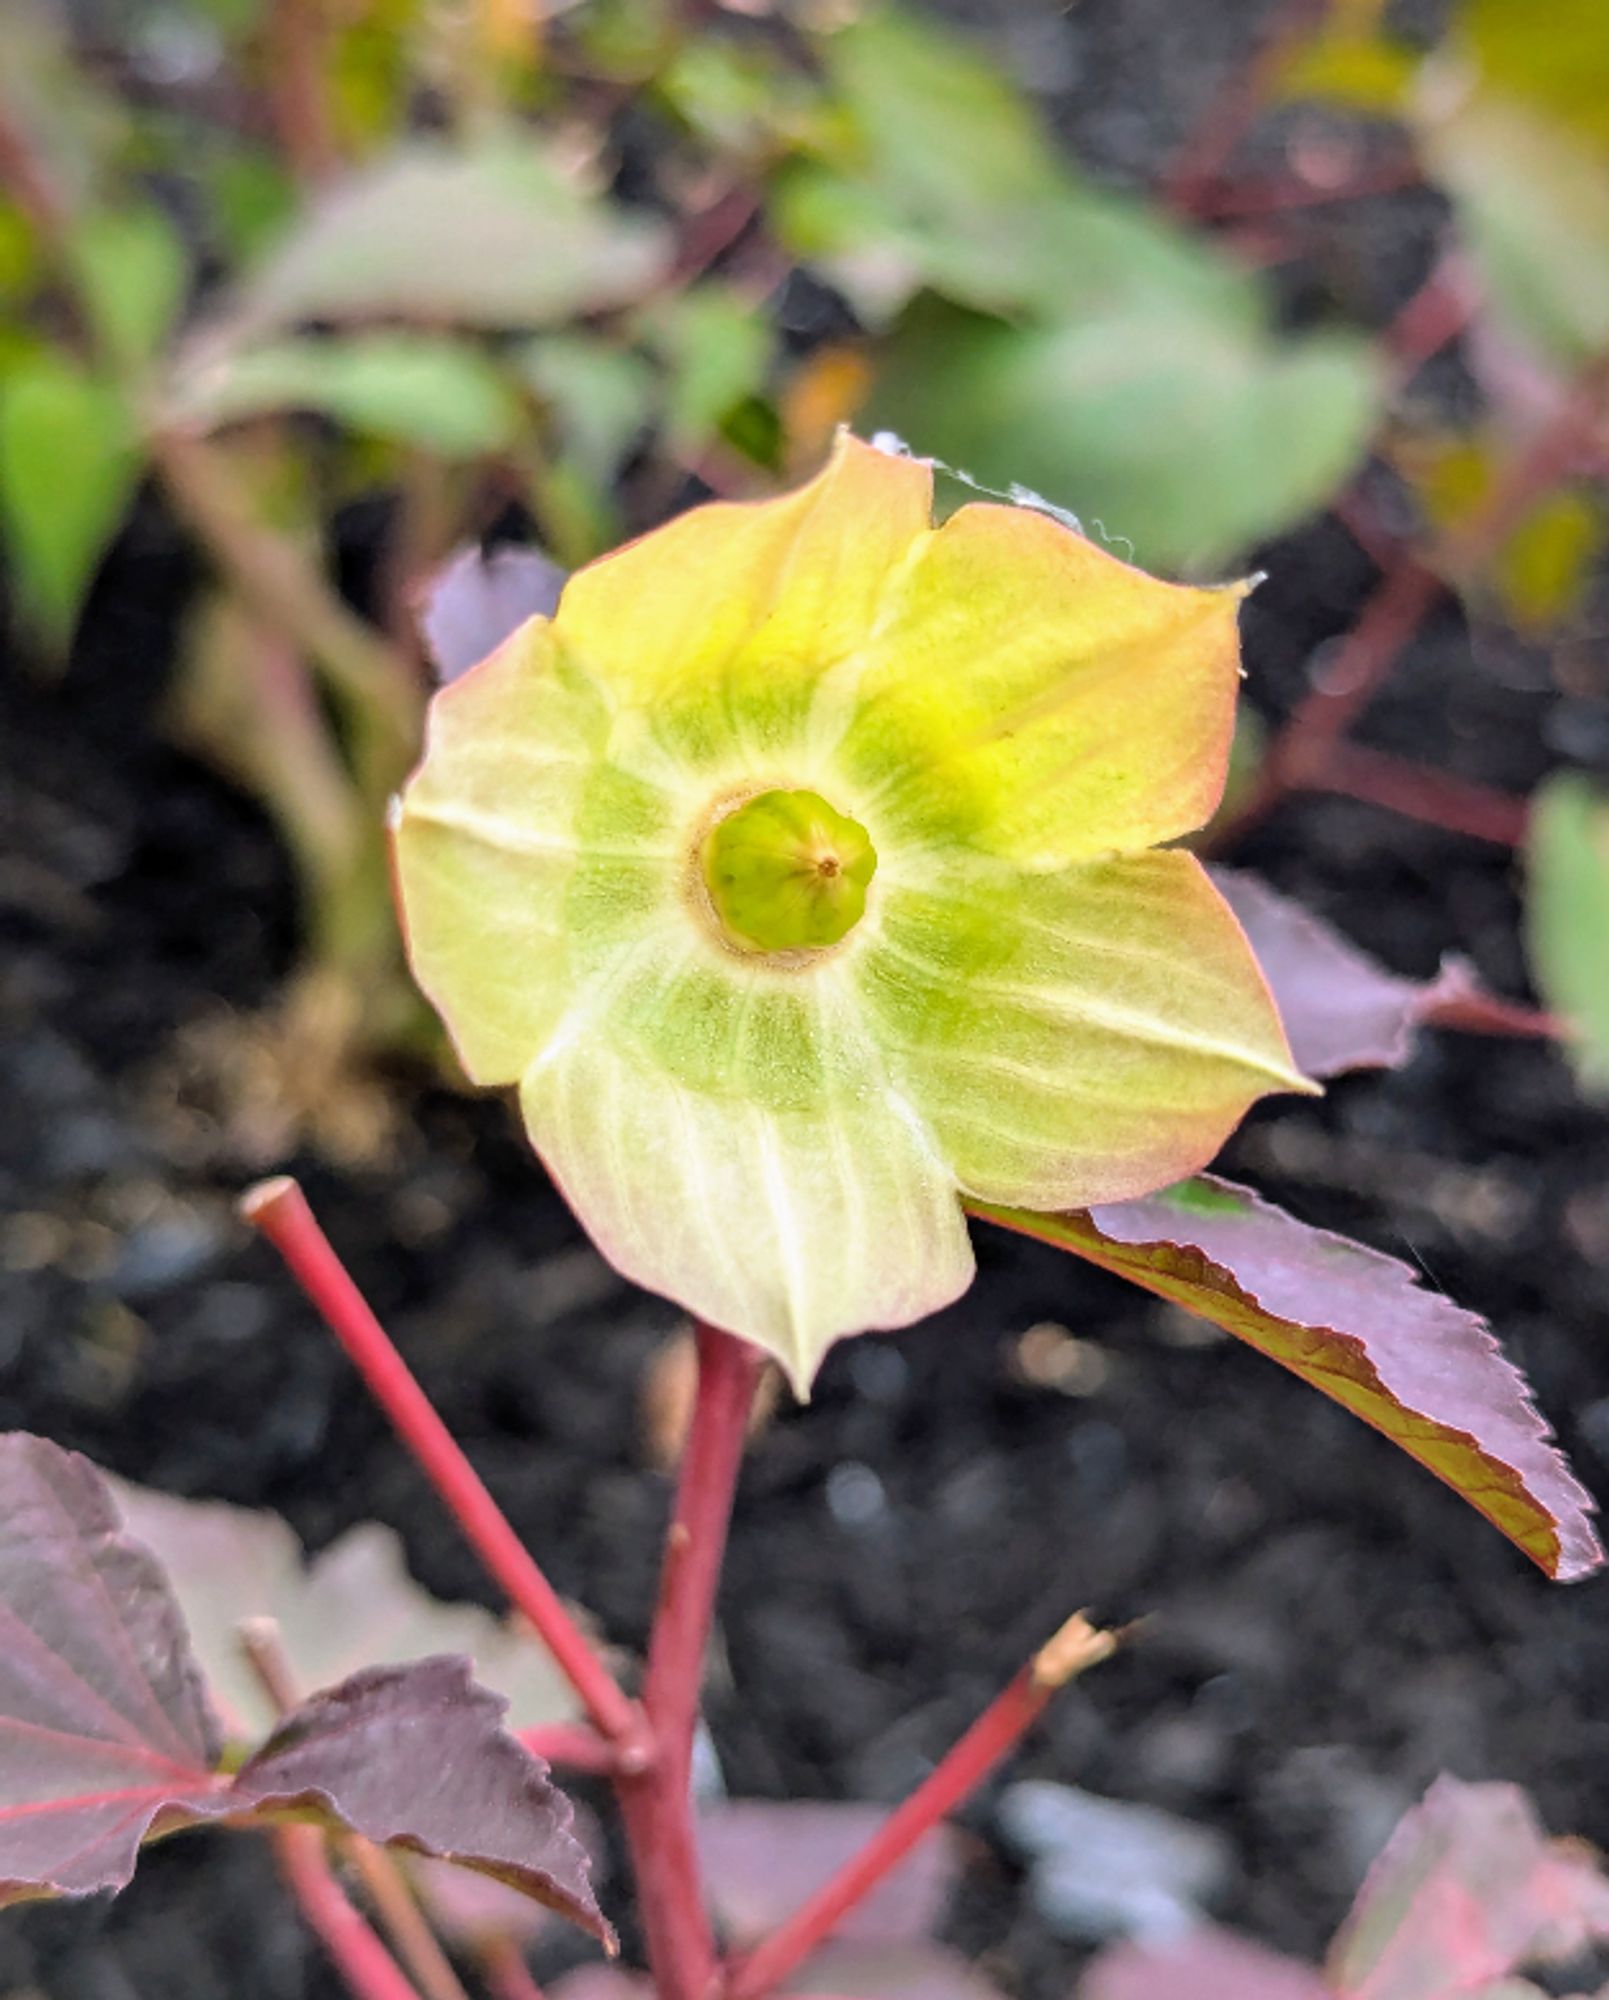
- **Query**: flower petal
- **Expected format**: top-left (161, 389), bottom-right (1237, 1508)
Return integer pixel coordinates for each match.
top-left (518, 961), bottom-right (974, 1392)
top-left (552, 432), bottom-right (931, 766)
top-left (857, 848), bottom-right (1311, 1209)
top-left (393, 617), bottom-right (675, 1085)
top-left (832, 502), bottom-right (1245, 867)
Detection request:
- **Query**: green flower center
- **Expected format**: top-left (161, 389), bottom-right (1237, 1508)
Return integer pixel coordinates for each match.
top-left (701, 789), bottom-right (877, 954)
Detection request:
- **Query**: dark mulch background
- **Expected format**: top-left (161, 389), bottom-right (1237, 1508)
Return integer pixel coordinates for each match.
top-left (4, 1), bottom-right (1609, 1995)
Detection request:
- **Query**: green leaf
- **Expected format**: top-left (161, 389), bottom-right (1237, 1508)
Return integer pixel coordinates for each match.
top-left (868, 292), bottom-right (1379, 572)
top-left (1274, 29), bottom-right (1420, 113)
top-left (651, 283), bottom-right (772, 452)
top-left (178, 331), bottom-right (523, 456)
top-left (1526, 772), bottom-right (1609, 1092)
top-left (1423, 97), bottom-right (1609, 371)
top-left (69, 205), bottom-right (187, 374)
top-left (1462, 0), bottom-right (1609, 146)
top-left (975, 1177), bottom-right (1601, 1580)
top-left (518, 335), bottom-right (655, 488)
top-left (0, 353), bottom-right (140, 647)
top-left (234, 138), bottom-right (671, 334)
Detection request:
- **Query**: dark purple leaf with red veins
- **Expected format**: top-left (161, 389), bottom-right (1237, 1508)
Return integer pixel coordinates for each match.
top-left (1211, 868), bottom-right (1491, 1077)
top-left (413, 1798), bottom-right (606, 1947)
top-left (234, 1657), bottom-right (609, 1947)
top-left (971, 1180), bottom-right (1602, 1581)
top-left (1327, 1776), bottom-right (1609, 2000)
top-left (416, 542), bottom-right (566, 684)
top-left (0, 1432), bottom-right (228, 1903)
top-left (1077, 1926), bottom-right (1330, 2000)
top-left (698, 1802), bottom-right (961, 1950)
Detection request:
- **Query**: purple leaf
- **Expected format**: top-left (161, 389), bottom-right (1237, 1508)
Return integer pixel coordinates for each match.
top-left (1328, 1776), bottom-right (1609, 1999)
top-left (972, 1180), bottom-right (1602, 1581)
top-left (416, 542), bottom-right (567, 684)
top-left (0, 1432), bottom-right (226, 1903)
top-left (1078, 1926), bottom-right (1330, 2000)
top-left (698, 1802), bottom-right (960, 1951)
top-left (1212, 868), bottom-right (1480, 1077)
top-left (235, 1657), bottom-right (609, 1946)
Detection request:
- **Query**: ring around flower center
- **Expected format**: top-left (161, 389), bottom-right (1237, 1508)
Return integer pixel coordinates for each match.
top-left (700, 789), bottom-right (877, 954)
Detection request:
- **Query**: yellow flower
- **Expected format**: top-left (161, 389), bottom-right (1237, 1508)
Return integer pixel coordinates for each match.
top-left (393, 434), bottom-right (1309, 1391)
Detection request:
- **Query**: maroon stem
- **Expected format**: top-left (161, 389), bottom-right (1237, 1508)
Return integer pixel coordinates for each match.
top-left (1303, 741), bottom-right (1530, 846)
top-left (728, 1615), bottom-right (1116, 2000)
top-left (618, 1323), bottom-right (763, 2000)
top-left (1162, 0), bottom-right (1333, 215)
top-left (240, 1178), bottom-right (646, 1756)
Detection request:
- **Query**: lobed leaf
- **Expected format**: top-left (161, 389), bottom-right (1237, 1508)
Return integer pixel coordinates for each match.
top-left (177, 332), bottom-right (524, 457)
top-left (231, 140), bottom-right (669, 335)
top-left (109, 1478), bottom-right (581, 1744)
top-left (1327, 1775), bottom-right (1609, 1998)
top-left (697, 1801), bottom-right (960, 1950)
top-left (0, 1432), bottom-right (225, 1902)
top-left (1526, 773), bottom-right (1609, 1092)
top-left (1078, 1926), bottom-right (1330, 2000)
top-left (0, 1438), bottom-right (604, 1934)
top-left (233, 1657), bottom-right (608, 1946)
top-left (868, 293), bottom-right (1379, 573)
top-left (1211, 868), bottom-right (1476, 1077)
top-left (972, 1180), bottom-right (1602, 1580)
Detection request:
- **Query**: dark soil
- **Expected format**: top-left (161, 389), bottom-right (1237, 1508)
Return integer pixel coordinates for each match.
top-left (5, 3), bottom-right (1609, 1996)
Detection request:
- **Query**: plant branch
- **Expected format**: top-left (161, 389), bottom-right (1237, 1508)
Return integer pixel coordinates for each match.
top-left (240, 1176), bottom-right (647, 1755)
top-left (479, 1938), bottom-right (547, 2000)
top-left (617, 1323), bottom-right (763, 2000)
top-left (149, 425), bottom-right (419, 769)
top-left (1162, 0), bottom-right (1333, 216)
top-left (277, 1829), bottom-right (429, 2000)
top-left (517, 1722), bottom-right (622, 1776)
top-left (1302, 741), bottom-right (1530, 846)
top-left (727, 1614), bottom-right (1119, 2000)
top-left (264, 0), bottom-right (339, 186)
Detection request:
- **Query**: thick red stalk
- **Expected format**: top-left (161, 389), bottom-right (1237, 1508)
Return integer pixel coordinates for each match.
top-left (728, 1615), bottom-right (1116, 2000)
top-left (275, 1828), bottom-right (426, 2000)
top-left (619, 1323), bottom-right (763, 2000)
top-left (240, 1178), bottom-right (644, 1754)
top-left (518, 1722), bottom-right (621, 1776)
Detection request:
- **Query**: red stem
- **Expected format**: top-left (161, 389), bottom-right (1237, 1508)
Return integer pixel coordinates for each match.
top-left (518, 1721), bottom-right (621, 1776)
top-left (276, 1828), bottom-right (425, 2000)
top-left (479, 1938), bottom-right (547, 2000)
top-left (1304, 741), bottom-right (1530, 846)
top-left (1162, 0), bottom-right (1333, 215)
top-left (728, 1616), bottom-right (1116, 2000)
top-left (240, 1178), bottom-right (645, 1755)
top-left (618, 1323), bottom-right (762, 2000)
top-left (1382, 249), bottom-right (1480, 386)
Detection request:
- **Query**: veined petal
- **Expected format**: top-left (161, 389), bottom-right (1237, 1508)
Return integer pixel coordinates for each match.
top-left (857, 848), bottom-right (1312, 1210)
top-left (553, 432), bottom-right (931, 769)
top-left (519, 962), bottom-right (974, 1391)
top-left (831, 502), bottom-right (1245, 867)
top-left (393, 616), bottom-right (675, 1085)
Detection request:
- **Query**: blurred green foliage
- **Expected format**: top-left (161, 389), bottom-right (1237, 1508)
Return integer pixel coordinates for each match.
top-left (0, 0), bottom-right (1602, 1145)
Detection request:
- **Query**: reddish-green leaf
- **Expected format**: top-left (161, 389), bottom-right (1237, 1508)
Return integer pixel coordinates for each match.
top-left (1212, 869), bottom-right (1474, 1078)
top-left (972, 1181), bottom-right (1602, 1580)
top-left (1079, 1926), bottom-right (1329, 2000)
top-left (234, 1657), bottom-right (608, 1946)
top-left (0, 1431), bottom-right (225, 1902)
top-left (1328, 1775), bottom-right (1609, 1998)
